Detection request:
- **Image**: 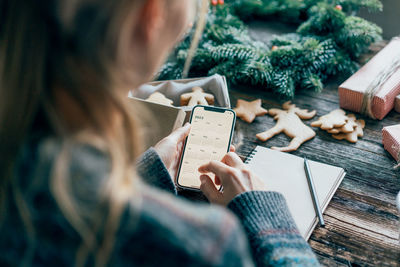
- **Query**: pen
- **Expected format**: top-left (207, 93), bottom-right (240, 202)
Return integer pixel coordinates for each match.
top-left (304, 157), bottom-right (325, 227)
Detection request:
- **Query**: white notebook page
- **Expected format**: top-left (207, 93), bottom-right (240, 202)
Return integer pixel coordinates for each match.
top-left (246, 146), bottom-right (345, 240)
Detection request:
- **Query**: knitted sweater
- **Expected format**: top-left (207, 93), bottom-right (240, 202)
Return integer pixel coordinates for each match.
top-left (0, 138), bottom-right (319, 266)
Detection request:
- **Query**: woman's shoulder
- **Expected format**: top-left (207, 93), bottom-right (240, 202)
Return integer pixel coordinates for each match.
top-left (20, 137), bottom-right (109, 189)
top-left (17, 138), bottom-right (253, 266)
top-left (15, 137), bottom-right (112, 216)
top-left (34, 137), bottom-right (110, 175)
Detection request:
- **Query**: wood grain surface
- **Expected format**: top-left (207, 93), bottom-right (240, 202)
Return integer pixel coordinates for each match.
top-left (230, 83), bottom-right (400, 267)
top-left (180, 22), bottom-right (400, 266)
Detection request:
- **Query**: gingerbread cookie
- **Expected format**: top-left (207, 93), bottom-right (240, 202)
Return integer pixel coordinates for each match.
top-left (332, 119), bottom-right (365, 143)
top-left (234, 99), bottom-right (268, 123)
top-left (145, 92), bottom-right (174, 106)
top-left (180, 87), bottom-right (215, 106)
top-left (327, 114), bottom-right (358, 134)
top-left (311, 109), bottom-right (348, 130)
top-left (256, 101), bottom-right (316, 152)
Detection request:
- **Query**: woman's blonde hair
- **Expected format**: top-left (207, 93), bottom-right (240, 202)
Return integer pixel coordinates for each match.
top-left (0, 0), bottom-right (208, 266)
top-left (0, 0), bottom-right (146, 265)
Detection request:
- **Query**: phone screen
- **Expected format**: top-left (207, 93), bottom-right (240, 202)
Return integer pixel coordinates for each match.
top-left (176, 105), bottom-right (236, 190)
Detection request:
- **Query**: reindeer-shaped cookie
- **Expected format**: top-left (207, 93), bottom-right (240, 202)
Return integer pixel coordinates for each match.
top-left (256, 101), bottom-right (317, 152)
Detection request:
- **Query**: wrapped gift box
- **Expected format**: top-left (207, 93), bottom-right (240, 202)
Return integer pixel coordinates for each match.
top-left (339, 38), bottom-right (400, 120)
top-left (382, 124), bottom-right (400, 161)
top-left (128, 74), bottom-right (231, 147)
top-left (395, 95), bottom-right (400, 113)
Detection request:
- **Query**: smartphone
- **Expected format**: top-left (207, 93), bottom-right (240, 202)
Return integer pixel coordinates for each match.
top-left (176, 105), bottom-right (236, 190)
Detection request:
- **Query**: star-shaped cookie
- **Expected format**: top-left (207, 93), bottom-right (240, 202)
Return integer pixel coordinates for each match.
top-left (145, 92), bottom-right (174, 106)
top-left (234, 99), bottom-right (268, 123)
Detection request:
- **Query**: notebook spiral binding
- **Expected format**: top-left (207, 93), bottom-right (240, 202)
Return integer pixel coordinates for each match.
top-left (244, 147), bottom-right (258, 164)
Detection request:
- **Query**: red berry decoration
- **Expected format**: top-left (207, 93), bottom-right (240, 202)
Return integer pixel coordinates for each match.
top-left (335, 4), bottom-right (343, 11)
top-left (271, 45), bottom-right (279, 51)
top-left (218, 0), bottom-right (224, 5)
top-left (211, 0), bottom-right (218, 6)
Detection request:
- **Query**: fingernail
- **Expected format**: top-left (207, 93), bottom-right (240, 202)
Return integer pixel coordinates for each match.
top-left (184, 122), bottom-right (191, 127)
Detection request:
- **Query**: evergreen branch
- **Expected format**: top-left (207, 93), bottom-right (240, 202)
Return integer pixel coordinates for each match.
top-left (272, 71), bottom-right (296, 98)
top-left (335, 16), bottom-right (382, 58)
top-left (301, 73), bottom-right (324, 92)
top-left (158, 0), bottom-right (383, 99)
top-left (335, 0), bottom-right (383, 12)
top-left (209, 44), bottom-right (261, 62)
top-left (157, 62), bottom-right (183, 81)
top-left (297, 3), bottom-right (346, 36)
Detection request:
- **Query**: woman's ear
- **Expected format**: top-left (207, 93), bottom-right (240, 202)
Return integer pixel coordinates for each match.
top-left (137, 0), bottom-right (164, 43)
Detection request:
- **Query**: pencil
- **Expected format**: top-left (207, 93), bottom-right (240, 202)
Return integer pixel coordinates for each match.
top-left (304, 157), bottom-right (325, 227)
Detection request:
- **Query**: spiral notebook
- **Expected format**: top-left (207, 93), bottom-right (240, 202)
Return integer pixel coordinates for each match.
top-left (245, 146), bottom-right (346, 240)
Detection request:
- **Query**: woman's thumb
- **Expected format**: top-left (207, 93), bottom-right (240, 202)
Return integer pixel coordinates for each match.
top-left (171, 123), bottom-right (191, 141)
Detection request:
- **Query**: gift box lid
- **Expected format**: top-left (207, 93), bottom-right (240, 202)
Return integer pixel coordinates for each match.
top-left (339, 37), bottom-right (400, 119)
top-left (340, 37), bottom-right (400, 100)
top-left (382, 124), bottom-right (400, 161)
top-left (395, 95), bottom-right (400, 113)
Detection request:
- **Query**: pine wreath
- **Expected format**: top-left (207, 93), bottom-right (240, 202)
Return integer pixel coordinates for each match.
top-left (158, 0), bottom-right (383, 98)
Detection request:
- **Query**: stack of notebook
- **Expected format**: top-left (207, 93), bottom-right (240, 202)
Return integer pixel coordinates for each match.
top-left (245, 146), bottom-right (346, 240)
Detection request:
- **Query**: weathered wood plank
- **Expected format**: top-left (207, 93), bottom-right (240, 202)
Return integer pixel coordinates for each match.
top-left (310, 213), bottom-right (399, 266)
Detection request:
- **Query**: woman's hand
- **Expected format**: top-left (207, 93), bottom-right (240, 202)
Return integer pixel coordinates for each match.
top-left (154, 123), bottom-right (236, 183)
top-left (154, 123), bottom-right (191, 180)
top-left (198, 152), bottom-right (267, 205)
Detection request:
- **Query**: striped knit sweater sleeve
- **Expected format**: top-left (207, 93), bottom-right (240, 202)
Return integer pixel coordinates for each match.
top-left (228, 191), bottom-right (320, 266)
top-left (136, 147), bottom-right (177, 194)
top-left (136, 148), bottom-right (320, 266)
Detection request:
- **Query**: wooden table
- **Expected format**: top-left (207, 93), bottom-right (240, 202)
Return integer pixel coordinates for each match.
top-left (229, 82), bottom-right (399, 267)
top-left (181, 22), bottom-right (400, 266)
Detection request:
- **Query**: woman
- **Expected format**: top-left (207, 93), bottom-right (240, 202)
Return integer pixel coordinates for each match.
top-left (0, 0), bottom-right (320, 266)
